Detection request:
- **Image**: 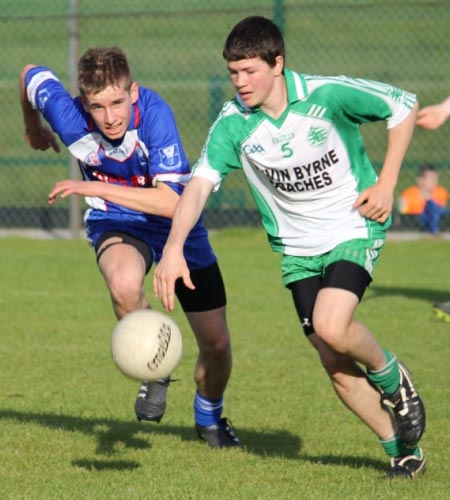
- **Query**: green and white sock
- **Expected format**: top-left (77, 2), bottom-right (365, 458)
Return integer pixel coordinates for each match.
top-left (380, 436), bottom-right (420, 458)
top-left (367, 349), bottom-right (400, 395)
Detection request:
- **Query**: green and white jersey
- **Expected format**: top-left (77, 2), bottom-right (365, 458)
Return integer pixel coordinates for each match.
top-left (192, 68), bottom-right (416, 256)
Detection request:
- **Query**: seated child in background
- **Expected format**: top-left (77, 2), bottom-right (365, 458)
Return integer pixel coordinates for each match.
top-left (398, 163), bottom-right (448, 233)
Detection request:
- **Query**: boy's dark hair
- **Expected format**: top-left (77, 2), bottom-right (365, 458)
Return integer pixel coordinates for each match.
top-left (78, 46), bottom-right (132, 98)
top-left (418, 163), bottom-right (437, 177)
top-left (222, 16), bottom-right (285, 67)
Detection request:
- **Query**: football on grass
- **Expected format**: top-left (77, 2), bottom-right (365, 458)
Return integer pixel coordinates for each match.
top-left (111, 309), bottom-right (183, 381)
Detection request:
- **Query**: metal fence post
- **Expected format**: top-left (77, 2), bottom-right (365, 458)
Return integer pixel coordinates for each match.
top-left (273, 0), bottom-right (285, 36)
top-left (68, 0), bottom-right (81, 238)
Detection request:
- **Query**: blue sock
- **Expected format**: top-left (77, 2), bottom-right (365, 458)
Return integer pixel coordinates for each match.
top-left (194, 391), bottom-right (223, 427)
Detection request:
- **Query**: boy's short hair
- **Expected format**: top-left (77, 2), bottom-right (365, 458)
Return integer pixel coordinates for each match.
top-left (78, 46), bottom-right (132, 98)
top-left (222, 16), bottom-right (285, 67)
top-left (418, 163), bottom-right (437, 177)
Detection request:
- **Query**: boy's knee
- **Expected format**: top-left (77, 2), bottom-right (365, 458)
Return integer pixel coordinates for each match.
top-left (109, 276), bottom-right (144, 312)
top-left (313, 316), bottom-right (347, 353)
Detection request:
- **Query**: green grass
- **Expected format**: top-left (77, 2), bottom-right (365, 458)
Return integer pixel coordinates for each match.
top-left (1, 228), bottom-right (449, 499)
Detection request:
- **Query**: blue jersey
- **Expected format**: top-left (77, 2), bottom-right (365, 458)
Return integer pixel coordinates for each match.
top-left (25, 66), bottom-right (216, 269)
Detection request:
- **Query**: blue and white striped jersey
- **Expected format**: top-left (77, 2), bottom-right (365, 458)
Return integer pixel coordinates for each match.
top-left (26, 66), bottom-right (215, 268)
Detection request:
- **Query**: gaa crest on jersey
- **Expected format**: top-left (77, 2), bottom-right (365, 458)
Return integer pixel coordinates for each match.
top-left (307, 126), bottom-right (327, 147)
top-left (158, 144), bottom-right (182, 170)
top-left (242, 143), bottom-right (265, 155)
top-left (84, 151), bottom-right (101, 166)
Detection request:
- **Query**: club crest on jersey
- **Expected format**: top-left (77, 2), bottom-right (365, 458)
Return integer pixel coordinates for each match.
top-left (136, 175), bottom-right (147, 186)
top-left (388, 87), bottom-right (407, 103)
top-left (37, 89), bottom-right (51, 110)
top-left (307, 126), bottom-right (328, 147)
top-left (84, 151), bottom-right (101, 166)
top-left (158, 144), bottom-right (182, 170)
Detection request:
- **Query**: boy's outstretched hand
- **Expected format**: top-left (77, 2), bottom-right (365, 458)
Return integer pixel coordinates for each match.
top-left (153, 249), bottom-right (195, 312)
top-left (48, 179), bottom-right (98, 204)
top-left (25, 126), bottom-right (60, 153)
top-left (416, 103), bottom-right (449, 130)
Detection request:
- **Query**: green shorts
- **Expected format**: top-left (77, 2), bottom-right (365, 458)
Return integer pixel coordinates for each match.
top-left (281, 237), bottom-right (385, 287)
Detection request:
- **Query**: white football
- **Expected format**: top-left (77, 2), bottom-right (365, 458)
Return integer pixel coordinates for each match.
top-left (111, 309), bottom-right (183, 381)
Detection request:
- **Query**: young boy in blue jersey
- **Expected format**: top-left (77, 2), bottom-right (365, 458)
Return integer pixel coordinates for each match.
top-left (20, 46), bottom-right (240, 448)
top-left (153, 16), bottom-right (426, 477)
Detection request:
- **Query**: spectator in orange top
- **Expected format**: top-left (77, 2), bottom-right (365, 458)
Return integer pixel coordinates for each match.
top-left (416, 95), bottom-right (450, 321)
top-left (398, 163), bottom-right (448, 234)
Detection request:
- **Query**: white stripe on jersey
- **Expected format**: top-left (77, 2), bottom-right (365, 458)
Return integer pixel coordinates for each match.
top-left (307, 104), bottom-right (327, 118)
top-left (305, 74), bottom-right (416, 109)
top-left (151, 173), bottom-right (191, 187)
top-left (291, 70), bottom-right (307, 101)
top-left (27, 71), bottom-right (60, 109)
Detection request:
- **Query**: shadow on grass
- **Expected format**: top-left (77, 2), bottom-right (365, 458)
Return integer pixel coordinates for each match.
top-left (298, 454), bottom-right (386, 474)
top-left (0, 409), bottom-right (387, 473)
top-left (367, 285), bottom-right (449, 304)
top-left (0, 409), bottom-right (298, 457)
top-left (71, 458), bottom-right (141, 471)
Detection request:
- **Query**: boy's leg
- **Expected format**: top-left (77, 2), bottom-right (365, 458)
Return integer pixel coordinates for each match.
top-left (420, 200), bottom-right (442, 233)
top-left (184, 307), bottom-right (231, 399)
top-left (176, 262), bottom-right (240, 448)
top-left (312, 286), bottom-right (385, 370)
top-left (289, 274), bottom-right (394, 438)
top-left (310, 333), bottom-right (426, 477)
top-left (312, 265), bottom-right (425, 447)
top-left (94, 231), bottom-right (171, 423)
top-left (308, 332), bottom-right (396, 440)
top-left (288, 255), bottom-right (425, 471)
top-left (175, 262), bottom-right (231, 399)
top-left (96, 231), bottom-right (151, 318)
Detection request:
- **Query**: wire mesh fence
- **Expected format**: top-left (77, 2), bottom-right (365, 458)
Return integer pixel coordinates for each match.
top-left (2, 0), bottom-right (450, 233)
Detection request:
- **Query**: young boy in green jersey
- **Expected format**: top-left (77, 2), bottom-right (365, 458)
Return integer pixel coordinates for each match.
top-left (154, 16), bottom-right (426, 478)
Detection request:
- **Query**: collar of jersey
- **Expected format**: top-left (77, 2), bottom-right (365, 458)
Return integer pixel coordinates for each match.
top-left (284, 68), bottom-right (308, 103)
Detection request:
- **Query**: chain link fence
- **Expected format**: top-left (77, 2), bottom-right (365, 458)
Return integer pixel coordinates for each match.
top-left (2, 0), bottom-right (450, 234)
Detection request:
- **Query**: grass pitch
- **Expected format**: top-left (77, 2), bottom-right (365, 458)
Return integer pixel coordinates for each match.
top-left (1, 228), bottom-right (449, 499)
